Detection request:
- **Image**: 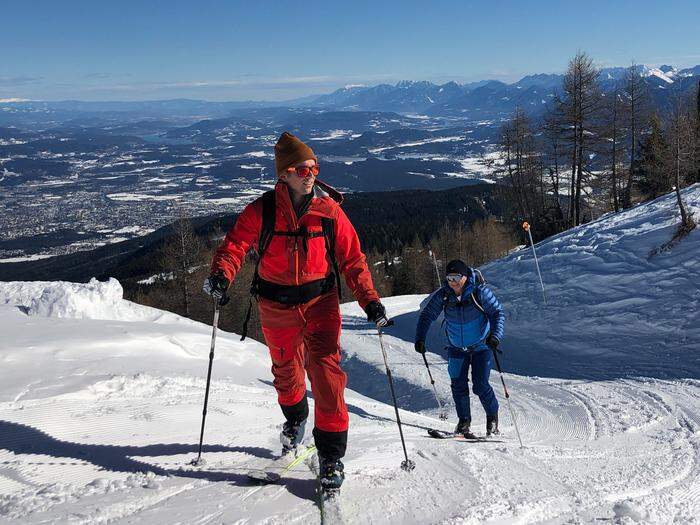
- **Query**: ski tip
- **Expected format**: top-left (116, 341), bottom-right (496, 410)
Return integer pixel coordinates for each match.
top-left (247, 470), bottom-right (280, 484)
top-left (322, 487), bottom-right (341, 500)
top-left (427, 428), bottom-right (454, 439)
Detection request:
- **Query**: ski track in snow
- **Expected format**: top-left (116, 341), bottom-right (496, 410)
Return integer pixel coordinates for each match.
top-left (1, 186), bottom-right (699, 524)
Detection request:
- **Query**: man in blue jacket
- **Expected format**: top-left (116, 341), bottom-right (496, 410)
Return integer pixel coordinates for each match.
top-left (414, 259), bottom-right (505, 438)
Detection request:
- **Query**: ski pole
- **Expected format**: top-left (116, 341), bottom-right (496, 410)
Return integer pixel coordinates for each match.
top-left (421, 351), bottom-right (447, 420)
top-left (190, 296), bottom-right (226, 466)
top-left (522, 222), bottom-right (546, 304)
top-left (377, 322), bottom-right (415, 472)
top-left (428, 248), bottom-right (441, 288)
top-left (490, 348), bottom-right (523, 448)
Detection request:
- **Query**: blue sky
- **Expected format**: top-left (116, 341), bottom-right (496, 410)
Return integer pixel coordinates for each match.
top-left (3, 0), bottom-right (699, 101)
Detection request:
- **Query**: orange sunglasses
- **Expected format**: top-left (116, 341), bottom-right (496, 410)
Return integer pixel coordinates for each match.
top-left (286, 165), bottom-right (320, 178)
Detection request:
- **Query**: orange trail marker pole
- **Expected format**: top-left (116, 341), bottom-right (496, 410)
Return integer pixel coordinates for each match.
top-left (522, 222), bottom-right (546, 304)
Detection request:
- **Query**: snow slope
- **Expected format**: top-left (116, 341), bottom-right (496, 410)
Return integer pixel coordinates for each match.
top-left (1, 186), bottom-right (699, 524)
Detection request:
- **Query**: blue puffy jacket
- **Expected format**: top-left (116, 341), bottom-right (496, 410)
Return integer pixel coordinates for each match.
top-left (415, 268), bottom-right (505, 350)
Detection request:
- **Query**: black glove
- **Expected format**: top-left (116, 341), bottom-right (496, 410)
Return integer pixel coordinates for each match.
top-left (486, 335), bottom-right (500, 351)
top-left (414, 340), bottom-right (426, 354)
top-left (364, 301), bottom-right (389, 327)
top-left (203, 273), bottom-right (230, 306)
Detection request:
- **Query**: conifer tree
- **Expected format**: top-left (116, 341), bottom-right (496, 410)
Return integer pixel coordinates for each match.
top-left (635, 114), bottom-right (670, 200)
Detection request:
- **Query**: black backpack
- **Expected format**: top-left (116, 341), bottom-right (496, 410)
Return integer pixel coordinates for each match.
top-left (240, 190), bottom-right (342, 340)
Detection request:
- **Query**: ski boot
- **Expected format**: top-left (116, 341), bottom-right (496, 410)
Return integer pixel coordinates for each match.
top-left (455, 418), bottom-right (478, 439)
top-left (319, 456), bottom-right (344, 496)
top-left (486, 414), bottom-right (499, 437)
top-left (280, 418), bottom-right (307, 455)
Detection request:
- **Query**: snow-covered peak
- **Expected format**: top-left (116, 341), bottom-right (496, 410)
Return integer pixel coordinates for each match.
top-left (395, 80), bottom-right (433, 89)
top-left (644, 65), bottom-right (677, 83)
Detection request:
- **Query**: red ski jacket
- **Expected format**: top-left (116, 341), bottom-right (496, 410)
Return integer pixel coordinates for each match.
top-left (211, 180), bottom-right (380, 309)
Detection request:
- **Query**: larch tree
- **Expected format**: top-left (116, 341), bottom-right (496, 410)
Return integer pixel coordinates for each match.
top-left (558, 51), bottom-right (602, 226)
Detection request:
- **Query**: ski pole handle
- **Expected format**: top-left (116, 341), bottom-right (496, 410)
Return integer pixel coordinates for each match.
top-left (491, 348), bottom-right (509, 399)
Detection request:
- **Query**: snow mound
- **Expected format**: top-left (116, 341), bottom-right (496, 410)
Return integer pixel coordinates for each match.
top-left (0, 278), bottom-right (166, 322)
top-left (613, 500), bottom-right (648, 522)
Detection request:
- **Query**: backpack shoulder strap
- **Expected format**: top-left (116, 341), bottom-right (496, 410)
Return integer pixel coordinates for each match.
top-left (258, 190), bottom-right (276, 257)
top-left (241, 190), bottom-right (275, 342)
top-left (470, 289), bottom-right (486, 315)
top-left (321, 217), bottom-right (342, 300)
top-left (470, 268), bottom-right (488, 315)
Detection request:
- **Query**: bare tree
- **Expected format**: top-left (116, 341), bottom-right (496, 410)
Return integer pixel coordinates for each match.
top-left (557, 51), bottom-right (602, 226)
top-left (499, 108), bottom-right (543, 223)
top-left (161, 212), bottom-right (206, 316)
top-left (621, 63), bottom-right (652, 208)
top-left (666, 94), bottom-right (696, 229)
top-left (542, 106), bottom-right (567, 219)
top-left (599, 89), bottom-right (626, 212)
top-left (392, 235), bottom-right (433, 295)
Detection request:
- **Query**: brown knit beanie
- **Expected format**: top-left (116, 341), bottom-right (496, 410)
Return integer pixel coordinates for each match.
top-left (274, 132), bottom-right (317, 176)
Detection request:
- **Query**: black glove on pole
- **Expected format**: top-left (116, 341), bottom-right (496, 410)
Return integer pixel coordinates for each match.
top-left (203, 274), bottom-right (231, 306)
top-left (365, 301), bottom-right (389, 327)
top-left (486, 335), bottom-right (500, 352)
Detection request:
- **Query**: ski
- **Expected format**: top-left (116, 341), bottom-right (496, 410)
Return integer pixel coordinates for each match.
top-left (427, 428), bottom-right (504, 442)
top-left (305, 455), bottom-right (344, 524)
top-left (246, 444), bottom-right (317, 483)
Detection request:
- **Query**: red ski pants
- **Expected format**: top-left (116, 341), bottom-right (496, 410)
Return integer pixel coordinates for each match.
top-left (257, 291), bottom-right (349, 433)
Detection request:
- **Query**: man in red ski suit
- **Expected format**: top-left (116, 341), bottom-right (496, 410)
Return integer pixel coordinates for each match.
top-left (203, 132), bottom-right (388, 489)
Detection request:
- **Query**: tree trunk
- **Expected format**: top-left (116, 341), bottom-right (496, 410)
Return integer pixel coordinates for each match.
top-left (180, 229), bottom-right (190, 316)
top-left (575, 125), bottom-right (584, 225)
top-left (675, 119), bottom-right (691, 227)
top-left (611, 96), bottom-right (620, 212)
top-left (569, 123), bottom-right (577, 224)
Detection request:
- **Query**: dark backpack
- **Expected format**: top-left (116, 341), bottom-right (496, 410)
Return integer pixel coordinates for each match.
top-left (240, 190), bottom-right (342, 340)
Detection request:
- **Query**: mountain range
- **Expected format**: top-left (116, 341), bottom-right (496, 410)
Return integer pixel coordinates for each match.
top-left (2, 64), bottom-right (698, 127)
top-left (304, 64), bottom-right (700, 117)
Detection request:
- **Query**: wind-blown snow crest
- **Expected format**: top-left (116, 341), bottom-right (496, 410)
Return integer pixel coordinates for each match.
top-left (0, 278), bottom-right (167, 322)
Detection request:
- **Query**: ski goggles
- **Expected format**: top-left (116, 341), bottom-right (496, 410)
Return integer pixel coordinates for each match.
top-left (446, 274), bottom-right (463, 283)
top-left (286, 164), bottom-right (320, 178)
